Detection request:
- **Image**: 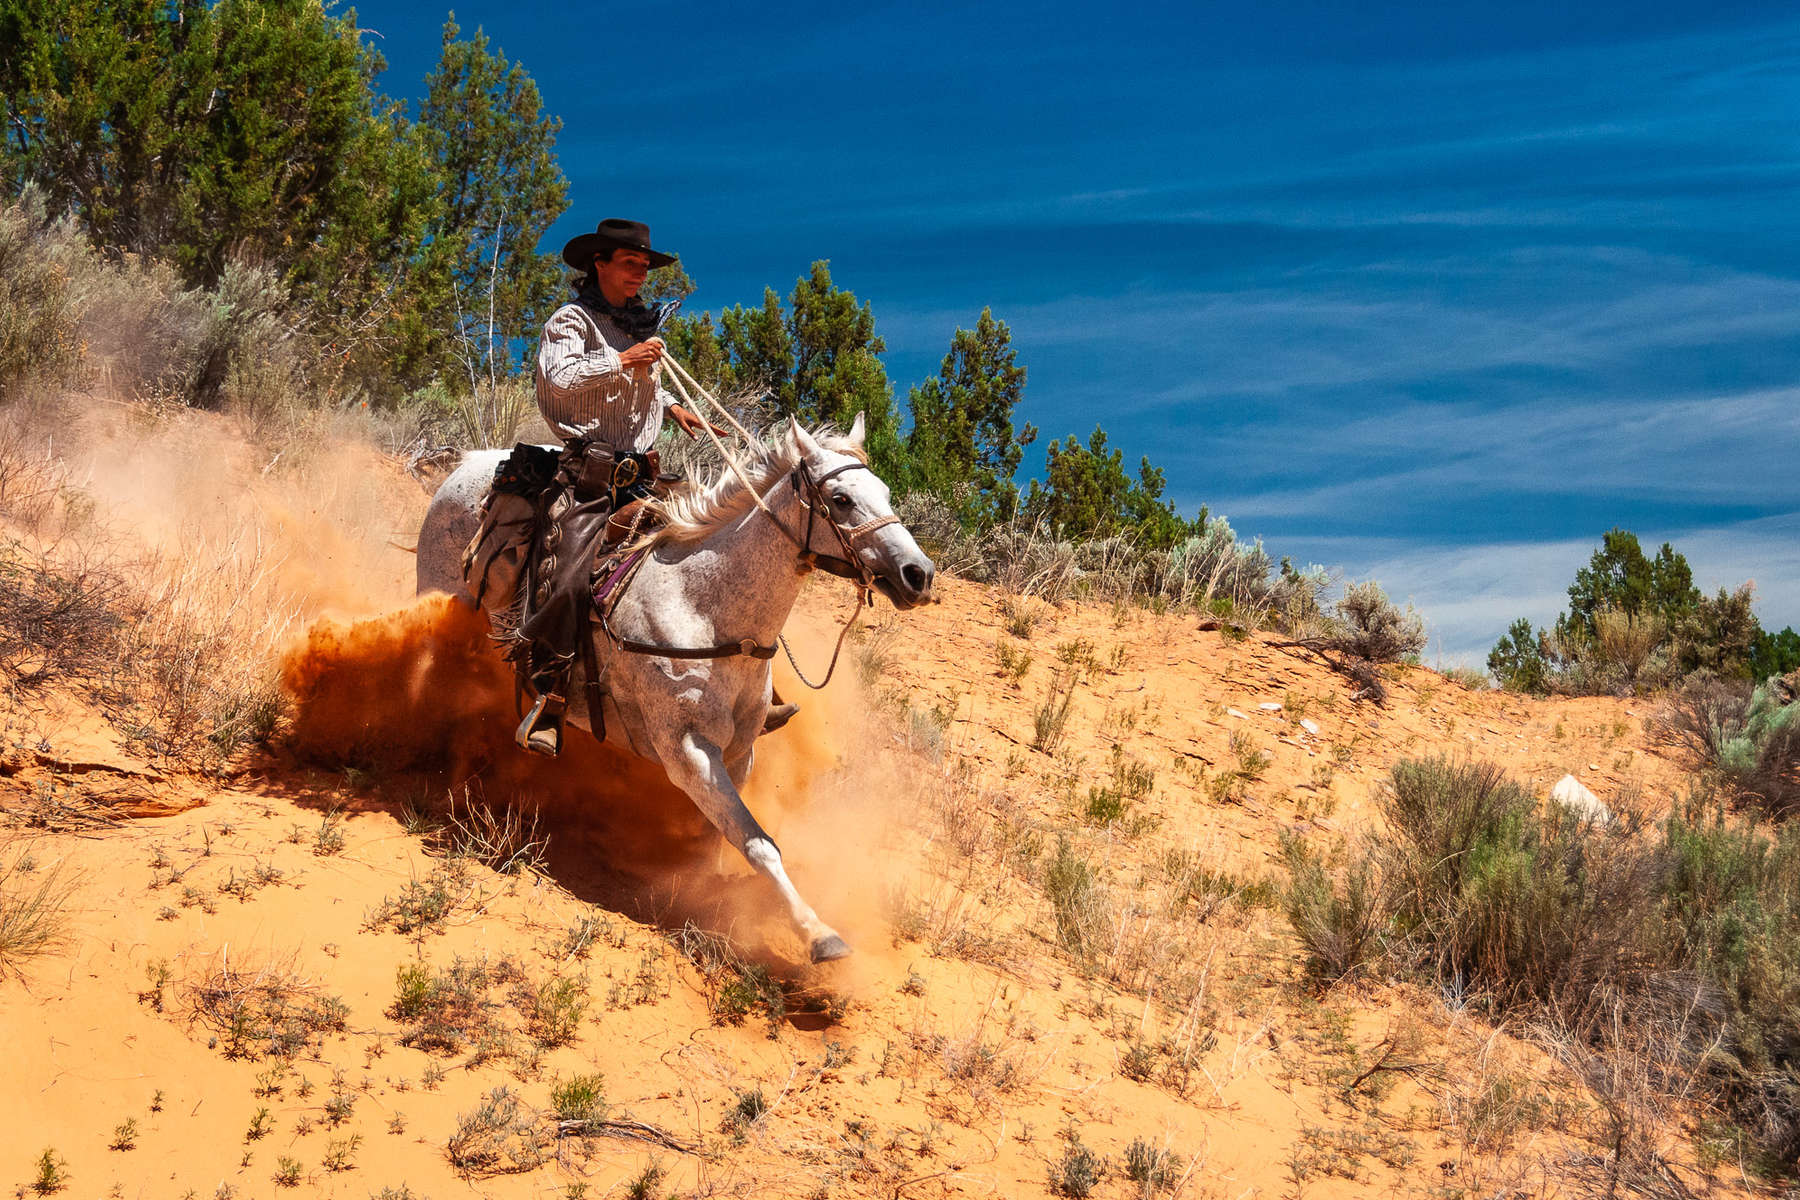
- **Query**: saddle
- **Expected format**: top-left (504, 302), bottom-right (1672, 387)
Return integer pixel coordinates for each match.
top-left (462, 439), bottom-right (674, 755)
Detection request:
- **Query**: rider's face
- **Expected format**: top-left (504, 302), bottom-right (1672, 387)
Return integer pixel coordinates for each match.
top-left (594, 249), bottom-right (651, 305)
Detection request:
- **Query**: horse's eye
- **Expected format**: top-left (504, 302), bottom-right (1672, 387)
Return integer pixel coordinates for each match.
top-left (832, 493), bottom-right (852, 507)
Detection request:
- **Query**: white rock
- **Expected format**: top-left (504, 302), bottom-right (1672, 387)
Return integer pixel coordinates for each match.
top-left (1259, 702), bottom-right (1283, 712)
top-left (1299, 718), bottom-right (1321, 736)
top-left (1227, 708), bottom-right (1250, 720)
top-left (1551, 774), bottom-right (1612, 827)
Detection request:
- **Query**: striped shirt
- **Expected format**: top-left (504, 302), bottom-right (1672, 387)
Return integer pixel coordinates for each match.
top-left (534, 302), bottom-right (674, 451)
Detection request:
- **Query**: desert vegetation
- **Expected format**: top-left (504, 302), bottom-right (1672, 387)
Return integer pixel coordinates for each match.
top-left (1489, 529), bottom-right (1799, 698)
top-left (1285, 756), bottom-right (1800, 1178)
top-left (4, 6), bottom-right (1798, 1197)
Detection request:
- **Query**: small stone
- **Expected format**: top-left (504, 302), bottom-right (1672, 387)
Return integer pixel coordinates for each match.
top-left (1299, 718), bottom-right (1321, 736)
top-left (1259, 702), bottom-right (1283, 712)
top-left (1227, 708), bottom-right (1250, 720)
top-left (1552, 774), bottom-right (1612, 826)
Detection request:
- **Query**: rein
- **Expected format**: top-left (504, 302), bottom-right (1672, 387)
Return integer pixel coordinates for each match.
top-left (592, 423), bottom-right (898, 689)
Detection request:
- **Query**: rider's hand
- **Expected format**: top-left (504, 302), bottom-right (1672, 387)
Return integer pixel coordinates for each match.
top-left (618, 337), bottom-right (665, 376)
top-left (668, 403), bottom-right (729, 441)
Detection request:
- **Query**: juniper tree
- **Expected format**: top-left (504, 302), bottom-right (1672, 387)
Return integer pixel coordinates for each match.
top-left (904, 307), bottom-right (1037, 528)
top-left (416, 16), bottom-right (569, 385)
top-left (672, 263), bottom-right (901, 473)
top-left (787, 262), bottom-right (901, 467)
top-left (717, 288), bottom-right (792, 402)
top-left (1556, 528), bottom-right (1699, 646)
top-left (0, 0), bottom-right (446, 390)
top-left (1488, 618), bottom-right (1548, 694)
top-left (1023, 426), bottom-right (1198, 551)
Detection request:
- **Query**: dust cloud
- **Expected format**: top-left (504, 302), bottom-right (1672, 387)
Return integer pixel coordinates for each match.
top-left (48, 398), bottom-right (421, 620)
top-left (40, 389), bottom-right (917, 965)
top-left (276, 554), bottom-right (918, 967)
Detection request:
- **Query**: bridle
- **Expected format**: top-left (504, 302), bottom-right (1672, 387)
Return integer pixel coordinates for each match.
top-left (782, 458), bottom-right (901, 597)
top-left (595, 451), bottom-right (906, 690)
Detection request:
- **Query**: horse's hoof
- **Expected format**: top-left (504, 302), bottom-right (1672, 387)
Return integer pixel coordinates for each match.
top-left (763, 702), bottom-right (800, 735)
top-left (809, 933), bottom-right (852, 963)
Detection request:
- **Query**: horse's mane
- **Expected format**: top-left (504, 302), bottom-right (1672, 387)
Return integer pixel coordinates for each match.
top-left (646, 421), bottom-right (866, 547)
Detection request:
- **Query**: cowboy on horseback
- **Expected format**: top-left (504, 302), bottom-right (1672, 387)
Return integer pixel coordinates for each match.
top-left (510, 218), bottom-right (795, 755)
top-left (535, 218), bottom-right (713, 453)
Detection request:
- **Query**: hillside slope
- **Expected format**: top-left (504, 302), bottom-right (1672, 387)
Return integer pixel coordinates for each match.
top-left (0, 407), bottom-right (1738, 1200)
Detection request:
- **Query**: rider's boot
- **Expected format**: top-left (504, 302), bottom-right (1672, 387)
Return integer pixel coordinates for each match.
top-left (762, 685), bottom-right (799, 735)
top-left (516, 673), bottom-right (568, 757)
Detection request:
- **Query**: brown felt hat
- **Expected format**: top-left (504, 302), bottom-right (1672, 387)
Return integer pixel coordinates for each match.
top-left (561, 218), bottom-right (677, 270)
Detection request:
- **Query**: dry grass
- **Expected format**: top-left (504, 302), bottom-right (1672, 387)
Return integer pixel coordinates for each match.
top-left (897, 493), bottom-right (1326, 624)
top-left (0, 840), bottom-right (75, 977)
top-left (105, 524), bottom-right (296, 768)
top-left (446, 1086), bottom-right (551, 1175)
top-left (0, 410), bottom-right (296, 771)
top-left (436, 787), bottom-right (548, 875)
top-left (184, 951), bottom-right (350, 1061)
top-left (1031, 667), bottom-right (1079, 753)
top-left (421, 377), bottom-right (535, 451)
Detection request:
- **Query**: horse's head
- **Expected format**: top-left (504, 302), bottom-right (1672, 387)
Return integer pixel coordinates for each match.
top-left (790, 414), bottom-right (936, 610)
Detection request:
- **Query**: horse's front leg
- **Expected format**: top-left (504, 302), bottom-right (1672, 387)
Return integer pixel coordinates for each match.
top-left (662, 730), bottom-right (850, 963)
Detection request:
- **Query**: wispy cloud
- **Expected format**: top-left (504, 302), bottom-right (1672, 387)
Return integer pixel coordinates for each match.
top-left (370, 0), bottom-right (1800, 660)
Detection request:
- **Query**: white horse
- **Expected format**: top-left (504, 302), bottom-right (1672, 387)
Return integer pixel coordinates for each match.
top-left (415, 415), bottom-right (935, 962)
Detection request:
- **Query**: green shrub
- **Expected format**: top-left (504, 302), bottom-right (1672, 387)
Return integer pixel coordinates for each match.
top-left (519, 974), bottom-right (588, 1048)
top-left (1330, 581), bottom-right (1425, 664)
top-left (1660, 678), bottom-right (1800, 817)
top-left (1122, 1136), bottom-right (1181, 1195)
top-left (725, 1088), bottom-right (767, 1130)
top-left (388, 957), bottom-right (496, 1053)
top-left (1657, 802), bottom-right (1800, 1164)
top-left (667, 923), bottom-right (787, 1029)
top-left (550, 1072), bottom-right (606, 1129)
top-left (1285, 756), bottom-right (1800, 1168)
top-left (1281, 834), bottom-right (1384, 986)
top-left (446, 1086), bottom-right (550, 1174)
top-left (1048, 1136), bottom-right (1103, 1197)
top-left (0, 193), bottom-right (85, 394)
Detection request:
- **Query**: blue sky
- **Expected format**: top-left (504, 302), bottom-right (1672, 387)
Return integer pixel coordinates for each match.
top-left (354, 0), bottom-right (1800, 662)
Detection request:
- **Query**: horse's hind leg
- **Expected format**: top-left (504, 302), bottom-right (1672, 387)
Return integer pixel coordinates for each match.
top-left (663, 731), bottom-right (850, 963)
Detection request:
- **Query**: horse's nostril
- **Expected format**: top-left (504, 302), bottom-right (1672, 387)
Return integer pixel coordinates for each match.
top-left (902, 563), bottom-right (927, 593)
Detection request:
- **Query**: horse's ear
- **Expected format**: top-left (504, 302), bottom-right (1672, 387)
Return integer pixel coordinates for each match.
top-left (789, 415), bottom-right (821, 457)
top-left (847, 411), bottom-right (866, 448)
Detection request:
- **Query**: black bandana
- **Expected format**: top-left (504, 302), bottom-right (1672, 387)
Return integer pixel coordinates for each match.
top-left (573, 279), bottom-right (680, 340)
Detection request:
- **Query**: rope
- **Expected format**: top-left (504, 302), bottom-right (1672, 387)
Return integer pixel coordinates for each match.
top-left (778, 589), bottom-right (868, 691)
top-left (663, 354), bottom-right (759, 442)
top-left (661, 350), bottom-right (869, 689)
top-left (659, 355), bottom-right (800, 547)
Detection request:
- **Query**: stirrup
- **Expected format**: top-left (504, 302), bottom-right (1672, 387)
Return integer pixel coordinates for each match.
top-left (762, 702), bottom-right (800, 735)
top-left (516, 689), bottom-right (566, 757)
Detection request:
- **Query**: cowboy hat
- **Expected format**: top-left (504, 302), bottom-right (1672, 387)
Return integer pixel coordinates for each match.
top-left (561, 218), bottom-right (677, 270)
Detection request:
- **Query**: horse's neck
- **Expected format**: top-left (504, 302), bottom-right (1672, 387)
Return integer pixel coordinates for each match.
top-left (671, 475), bottom-right (808, 639)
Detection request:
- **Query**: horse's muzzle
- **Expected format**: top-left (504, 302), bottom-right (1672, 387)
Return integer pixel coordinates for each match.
top-left (877, 556), bottom-right (936, 609)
